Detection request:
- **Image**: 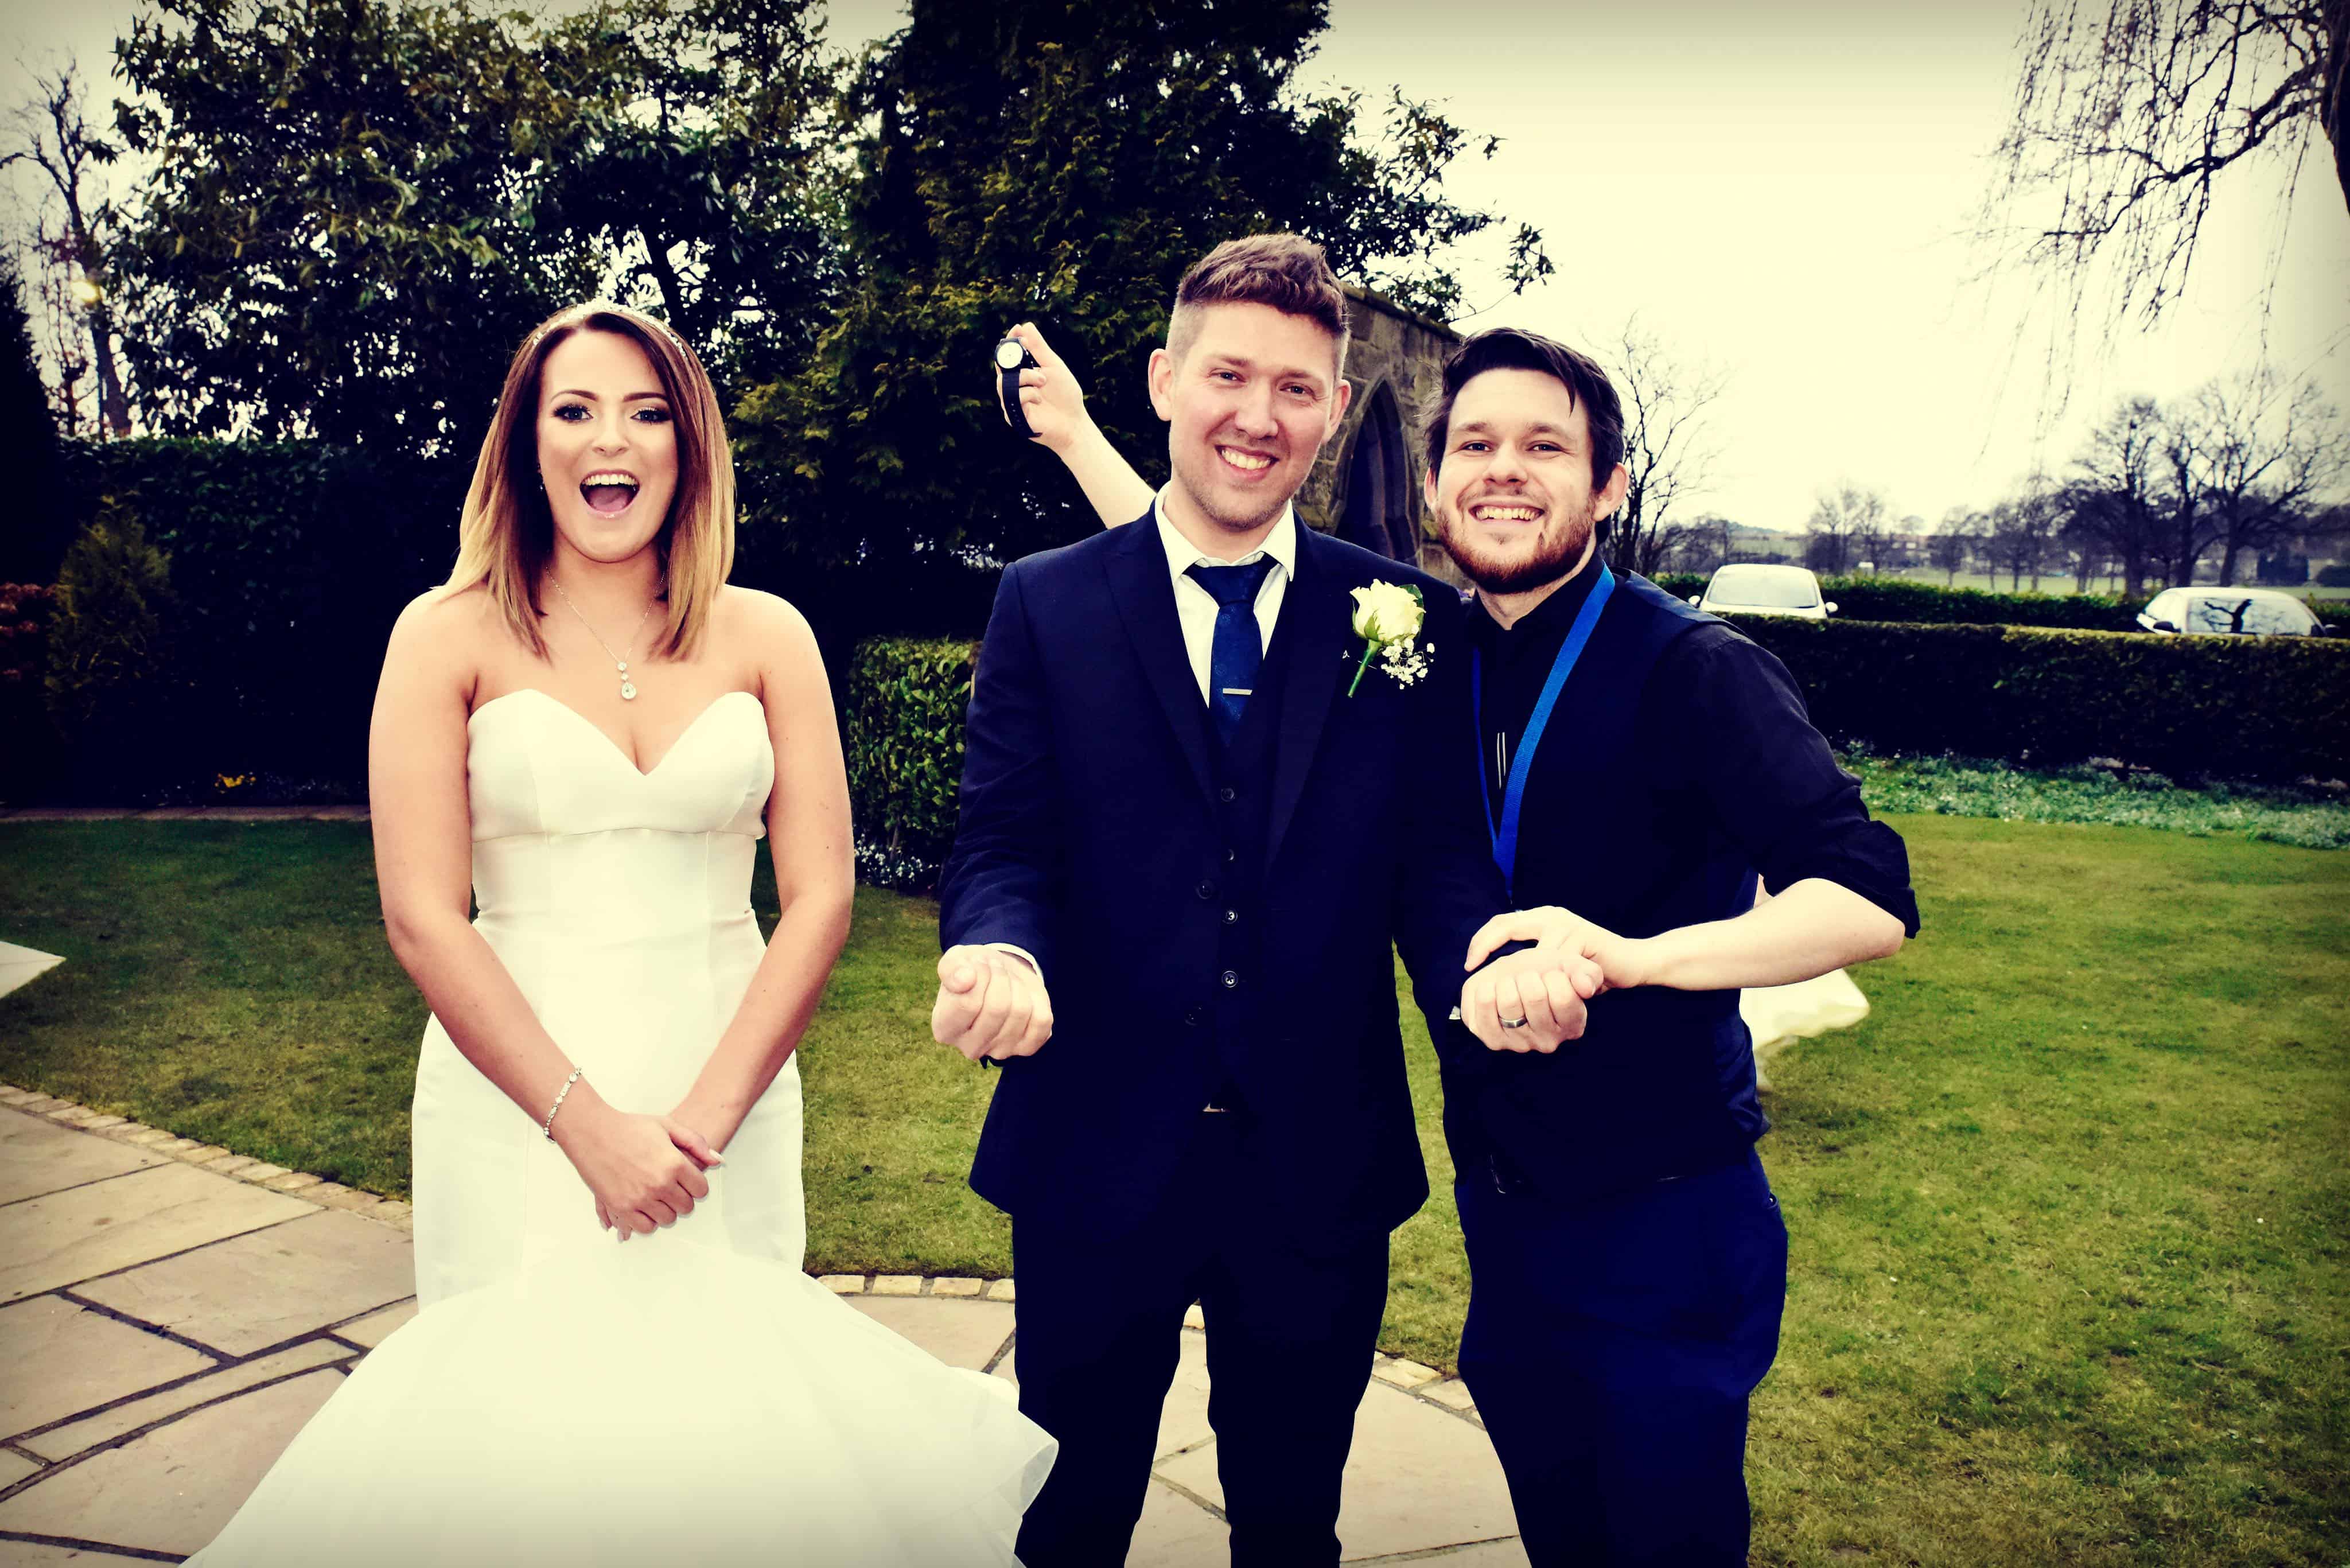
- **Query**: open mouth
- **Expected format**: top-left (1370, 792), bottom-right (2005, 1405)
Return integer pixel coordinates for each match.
top-left (581, 471), bottom-right (640, 516)
top-left (1469, 501), bottom-right (1543, 523)
top-left (1217, 446), bottom-right (1275, 475)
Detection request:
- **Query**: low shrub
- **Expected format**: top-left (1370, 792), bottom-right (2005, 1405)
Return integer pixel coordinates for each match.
top-left (0, 582), bottom-right (59, 801)
top-left (44, 506), bottom-right (188, 800)
top-left (844, 637), bottom-right (977, 888)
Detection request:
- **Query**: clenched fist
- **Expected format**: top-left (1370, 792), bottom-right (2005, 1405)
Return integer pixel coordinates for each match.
top-left (932, 945), bottom-right (1056, 1061)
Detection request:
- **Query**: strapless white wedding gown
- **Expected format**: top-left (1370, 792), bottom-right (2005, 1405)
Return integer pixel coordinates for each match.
top-left (188, 688), bottom-right (1053, 1566)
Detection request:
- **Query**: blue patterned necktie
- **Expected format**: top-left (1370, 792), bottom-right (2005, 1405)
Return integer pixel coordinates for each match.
top-left (1186, 558), bottom-right (1278, 745)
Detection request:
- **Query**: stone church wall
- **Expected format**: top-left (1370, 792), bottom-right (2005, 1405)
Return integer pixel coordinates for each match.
top-left (1296, 283), bottom-right (1460, 579)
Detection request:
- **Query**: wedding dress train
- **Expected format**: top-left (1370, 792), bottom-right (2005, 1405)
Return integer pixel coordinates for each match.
top-left (188, 688), bottom-right (1053, 1566)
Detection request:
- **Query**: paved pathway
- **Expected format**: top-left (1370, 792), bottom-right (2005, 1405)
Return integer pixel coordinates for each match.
top-left (0, 1090), bottom-right (1527, 1565)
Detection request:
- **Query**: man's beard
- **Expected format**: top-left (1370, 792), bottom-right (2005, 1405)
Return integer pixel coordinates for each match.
top-left (1438, 498), bottom-right (1596, 594)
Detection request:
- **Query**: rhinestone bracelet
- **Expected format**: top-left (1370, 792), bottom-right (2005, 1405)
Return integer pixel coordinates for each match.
top-left (542, 1067), bottom-right (585, 1141)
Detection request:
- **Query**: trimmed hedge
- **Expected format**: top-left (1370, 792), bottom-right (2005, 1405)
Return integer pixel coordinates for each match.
top-left (844, 637), bottom-right (976, 885)
top-left (842, 616), bottom-right (2350, 862)
top-left (1725, 615), bottom-right (2350, 784)
top-left (1662, 570), bottom-right (2350, 637)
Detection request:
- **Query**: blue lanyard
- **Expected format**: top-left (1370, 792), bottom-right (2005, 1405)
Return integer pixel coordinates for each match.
top-left (1472, 565), bottom-right (1615, 894)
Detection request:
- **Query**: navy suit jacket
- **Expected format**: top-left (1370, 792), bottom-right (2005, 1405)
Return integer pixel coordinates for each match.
top-left (939, 512), bottom-right (1511, 1247)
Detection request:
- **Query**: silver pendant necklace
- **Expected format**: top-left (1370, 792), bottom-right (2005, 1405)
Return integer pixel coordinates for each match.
top-left (551, 578), bottom-right (653, 701)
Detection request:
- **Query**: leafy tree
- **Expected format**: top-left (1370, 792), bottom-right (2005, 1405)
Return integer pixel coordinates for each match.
top-left (738, 0), bottom-right (1550, 569)
top-left (106, 0), bottom-right (841, 456)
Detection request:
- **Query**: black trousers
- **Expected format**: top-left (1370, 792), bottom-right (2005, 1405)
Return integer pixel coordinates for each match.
top-left (1457, 1149), bottom-right (1788, 1567)
top-left (1010, 1111), bottom-right (1391, 1568)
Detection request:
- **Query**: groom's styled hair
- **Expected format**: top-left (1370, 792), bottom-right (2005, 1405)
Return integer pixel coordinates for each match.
top-left (1165, 233), bottom-right (1351, 376)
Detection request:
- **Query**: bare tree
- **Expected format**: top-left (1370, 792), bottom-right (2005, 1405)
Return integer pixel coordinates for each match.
top-left (2178, 369), bottom-right (2350, 581)
top-left (1669, 513), bottom-right (1737, 575)
top-left (1804, 482), bottom-right (1888, 578)
top-left (1931, 506), bottom-right (1982, 584)
top-left (1985, 486), bottom-right (2060, 590)
top-left (1979, 1), bottom-right (2345, 368)
top-left (1599, 317), bottom-right (1726, 579)
top-left (2, 64), bottom-right (130, 437)
top-left (2064, 395), bottom-right (2175, 597)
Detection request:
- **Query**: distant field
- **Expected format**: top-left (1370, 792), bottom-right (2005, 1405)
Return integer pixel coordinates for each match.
top-left (1870, 569), bottom-right (2349, 602)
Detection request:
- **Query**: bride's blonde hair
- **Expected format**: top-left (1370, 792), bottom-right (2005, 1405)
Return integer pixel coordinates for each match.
top-left (443, 300), bottom-right (735, 660)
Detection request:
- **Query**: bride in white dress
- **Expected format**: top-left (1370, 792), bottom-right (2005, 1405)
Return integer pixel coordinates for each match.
top-left (188, 302), bottom-right (1054, 1565)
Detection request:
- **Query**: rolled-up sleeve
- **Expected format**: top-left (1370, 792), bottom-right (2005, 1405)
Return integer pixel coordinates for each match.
top-left (1649, 625), bottom-right (1920, 936)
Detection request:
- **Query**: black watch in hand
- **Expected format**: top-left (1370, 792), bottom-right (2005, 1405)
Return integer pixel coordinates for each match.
top-left (995, 338), bottom-right (1039, 441)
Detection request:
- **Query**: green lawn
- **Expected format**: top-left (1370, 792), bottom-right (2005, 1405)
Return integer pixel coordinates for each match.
top-left (1, 818), bottom-right (2343, 1565)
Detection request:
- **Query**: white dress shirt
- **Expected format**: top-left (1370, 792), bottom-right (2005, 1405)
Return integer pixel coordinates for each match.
top-left (1154, 488), bottom-right (1298, 705)
top-left (979, 492), bottom-right (1297, 993)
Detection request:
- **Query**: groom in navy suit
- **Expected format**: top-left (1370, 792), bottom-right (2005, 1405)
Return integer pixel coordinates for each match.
top-left (935, 235), bottom-right (1594, 1567)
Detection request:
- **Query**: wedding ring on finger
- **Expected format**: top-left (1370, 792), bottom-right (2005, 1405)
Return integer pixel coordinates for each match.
top-left (1501, 1017), bottom-right (1530, 1029)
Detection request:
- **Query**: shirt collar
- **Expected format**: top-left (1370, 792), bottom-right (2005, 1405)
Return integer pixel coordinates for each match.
top-left (1469, 546), bottom-right (1606, 655)
top-left (1154, 486), bottom-right (1298, 582)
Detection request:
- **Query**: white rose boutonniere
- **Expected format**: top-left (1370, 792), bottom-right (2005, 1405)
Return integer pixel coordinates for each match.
top-left (1346, 579), bottom-right (1431, 696)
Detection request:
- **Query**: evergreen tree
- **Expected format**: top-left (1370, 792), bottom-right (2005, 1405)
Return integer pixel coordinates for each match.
top-left (0, 250), bottom-right (68, 583)
top-left (738, 0), bottom-right (1547, 569)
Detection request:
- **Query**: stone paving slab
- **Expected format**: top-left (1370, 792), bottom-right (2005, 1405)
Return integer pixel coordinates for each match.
top-left (74, 1209), bottom-right (413, 1358)
top-left (0, 1297), bottom-right (216, 1439)
top-left (0, 941), bottom-right (65, 1005)
top-left (1416, 1539), bottom-right (1534, 1565)
top-left (1129, 1475), bottom-right (1230, 1566)
top-left (0, 1163), bottom-right (315, 1306)
top-left (843, 1293), bottom-right (1014, 1371)
top-left (334, 1298), bottom-right (418, 1348)
top-left (0, 1116), bottom-right (166, 1207)
top-left (0, 1537), bottom-right (140, 1563)
top-left (21, 1340), bottom-right (351, 1463)
top-left (1154, 1376), bottom-right (1520, 1562)
top-left (0, 1365), bottom-right (345, 1557)
top-left (0, 1449), bottom-right (40, 1488)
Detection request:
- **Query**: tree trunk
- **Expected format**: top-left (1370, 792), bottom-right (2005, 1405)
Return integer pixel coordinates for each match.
top-left (2325, 0), bottom-right (2349, 213)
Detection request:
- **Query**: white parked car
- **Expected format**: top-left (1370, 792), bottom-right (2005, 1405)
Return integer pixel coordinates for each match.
top-left (2135, 587), bottom-right (2325, 637)
top-left (1691, 564), bottom-right (1836, 621)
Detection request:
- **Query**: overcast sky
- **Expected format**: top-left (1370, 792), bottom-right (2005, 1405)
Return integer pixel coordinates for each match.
top-left (9, 0), bottom-right (2345, 532)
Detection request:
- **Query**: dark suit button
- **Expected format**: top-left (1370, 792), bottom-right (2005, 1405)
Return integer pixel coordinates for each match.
top-left (1221, 970), bottom-right (1240, 990)
top-left (1223, 908), bottom-right (1239, 925)
top-left (1184, 1006), bottom-right (1205, 1027)
top-left (1196, 881), bottom-right (1217, 901)
top-left (1218, 786), bottom-right (1236, 803)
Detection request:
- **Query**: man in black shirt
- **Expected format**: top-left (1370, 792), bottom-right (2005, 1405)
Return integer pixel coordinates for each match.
top-left (1431, 328), bottom-right (1917, 1566)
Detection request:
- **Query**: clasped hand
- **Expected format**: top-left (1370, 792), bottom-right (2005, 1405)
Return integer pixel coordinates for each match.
top-left (558, 1104), bottom-right (725, 1241)
top-left (1455, 905), bottom-right (1626, 1054)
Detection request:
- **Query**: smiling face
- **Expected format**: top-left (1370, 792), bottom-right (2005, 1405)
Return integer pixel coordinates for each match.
top-left (534, 329), bottom-right (680, 567)
top-left (1149, 301), bottom-right (1351, 544)
top-left (1427, 366), bottom-right (1627, 594)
